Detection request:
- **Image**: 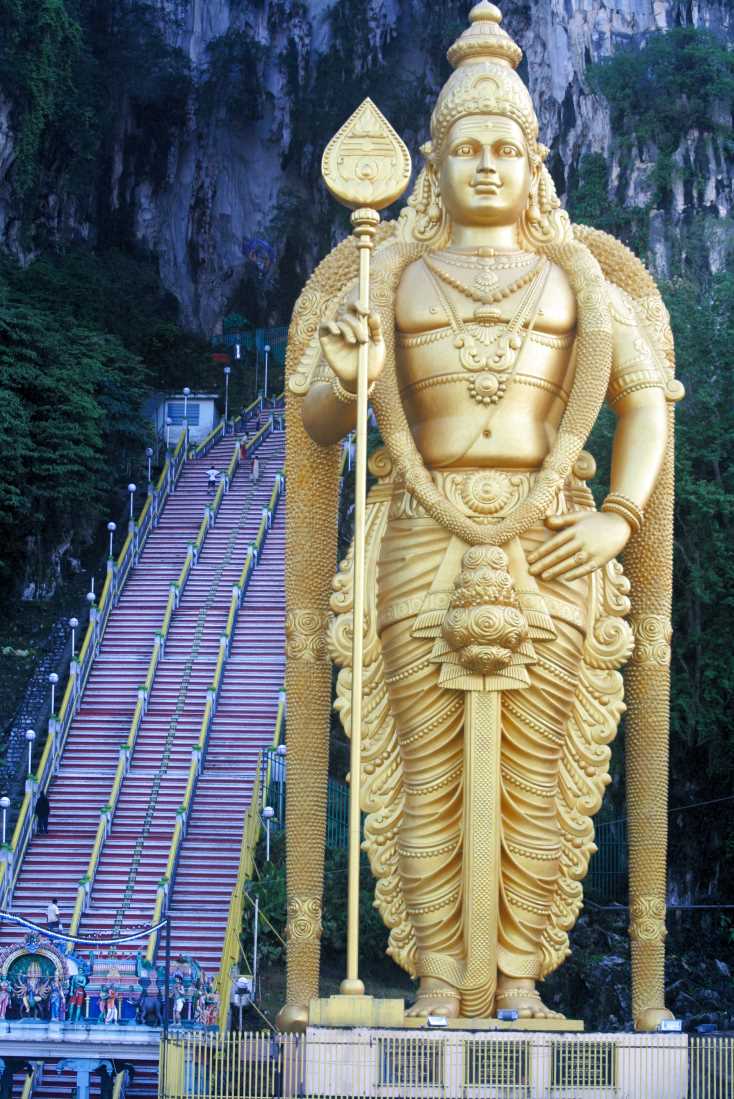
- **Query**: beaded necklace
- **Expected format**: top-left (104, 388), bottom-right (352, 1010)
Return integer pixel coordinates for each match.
top-left (423, 258), bottom-right (550, 406)
top-left (424, 253), bottom-right (542, 320)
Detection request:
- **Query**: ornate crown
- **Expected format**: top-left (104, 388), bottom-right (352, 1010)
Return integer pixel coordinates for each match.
top-left (430, 3), bottom-right (544, 160)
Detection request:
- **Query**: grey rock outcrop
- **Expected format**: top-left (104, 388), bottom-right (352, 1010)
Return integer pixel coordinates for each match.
top-left (0, 0), bottom-right (732, 332)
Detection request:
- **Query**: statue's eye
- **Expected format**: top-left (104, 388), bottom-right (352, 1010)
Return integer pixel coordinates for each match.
top-left (499, 144), bottom-right (521, 157)
top-left (454, 143), bottom-right (475, 156)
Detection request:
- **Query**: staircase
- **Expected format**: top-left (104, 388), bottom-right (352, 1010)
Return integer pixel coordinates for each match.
top-left (76, 432), bottom-right (283, 952)
top-left (0, 444), bottom-right (220, 947)
top-left (164, 458), bottom-right (285, 975)
top-left (2, 413), bottom-right (286, 1099)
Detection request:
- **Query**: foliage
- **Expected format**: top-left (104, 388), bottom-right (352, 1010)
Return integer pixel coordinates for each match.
top-left (0, 0), bottom-right (192, 226)
top-left (0, 265), bottom-right (147, 585)
top-left (245, 833), bottom-right (391, 969)
top-left (0, 0), bottom-right (83, 198)
top-left (588, 28), bottom-right (734, 203)
top-left (0, 248), bottom-right (213, 592)
top-left (567, 154), bottom-right (649, 258)
top-left (199, 29), bottom-right (268, 122)
top-left (665, 275), bottom-right (734, 783)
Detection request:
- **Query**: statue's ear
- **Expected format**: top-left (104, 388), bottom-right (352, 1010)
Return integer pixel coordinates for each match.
top-left (420, 140), bottom-right (434, 162)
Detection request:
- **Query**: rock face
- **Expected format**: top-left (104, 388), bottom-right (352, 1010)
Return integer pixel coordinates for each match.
top-left (0, 0), bottom-right (732, 333)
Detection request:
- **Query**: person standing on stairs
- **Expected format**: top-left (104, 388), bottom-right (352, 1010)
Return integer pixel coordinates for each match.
top-left (207, 466), bottom-right (220, 494)
top-left (47, 897), bottom-right (61, 933)
top-left (35, 789), bottom-right (50, 834)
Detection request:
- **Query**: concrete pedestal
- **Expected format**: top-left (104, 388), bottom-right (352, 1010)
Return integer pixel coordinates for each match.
top-left (304, 1026), bottom-right (688, 1099)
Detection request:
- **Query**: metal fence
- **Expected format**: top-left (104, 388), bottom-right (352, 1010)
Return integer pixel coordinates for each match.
top-left (585, 818), bottom-right (628, 902)
top-left (159, 1031), bottom-right (734, 1098)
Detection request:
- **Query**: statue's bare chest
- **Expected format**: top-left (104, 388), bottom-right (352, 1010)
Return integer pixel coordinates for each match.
top-left (393, 256), bottom-right (578, 468)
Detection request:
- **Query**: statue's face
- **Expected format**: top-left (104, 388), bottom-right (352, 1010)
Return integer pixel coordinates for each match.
top-left (438, 115), bottom-right (533, 228)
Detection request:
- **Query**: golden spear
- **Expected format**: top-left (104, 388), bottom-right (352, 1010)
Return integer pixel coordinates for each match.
top-left (321, 99), bottom-right (411, 999)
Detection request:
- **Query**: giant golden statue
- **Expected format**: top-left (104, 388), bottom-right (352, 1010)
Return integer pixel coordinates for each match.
top-left (282, 2), bottom-right (682, 1031)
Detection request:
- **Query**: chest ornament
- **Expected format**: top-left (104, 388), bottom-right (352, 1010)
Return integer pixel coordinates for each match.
top-left (423, 255), bottom-right (550, 406)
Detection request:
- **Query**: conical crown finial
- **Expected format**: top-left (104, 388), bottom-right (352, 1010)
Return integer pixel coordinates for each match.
top-left (447, 1), bottom-right (522, 71)
top-left (470, 2), bottom-right (502, 23)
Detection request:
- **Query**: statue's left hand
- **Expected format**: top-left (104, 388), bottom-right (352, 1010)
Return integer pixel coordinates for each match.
top-left (527, 511), bottom-right (631, 581)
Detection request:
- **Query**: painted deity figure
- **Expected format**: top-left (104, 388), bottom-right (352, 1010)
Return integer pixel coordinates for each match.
top-left (13, 966), bottom-right (50, 1019)
top-left (68, 973), bottom-right (87, 1023)
top-left (49, 978), bottom-right (66, 1022)
top-left (283, 2), bottom-right (681, 1030)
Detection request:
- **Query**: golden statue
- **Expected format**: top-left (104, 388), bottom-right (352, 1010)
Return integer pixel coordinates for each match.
top-left (282, 2), bottom-right (683, 1032)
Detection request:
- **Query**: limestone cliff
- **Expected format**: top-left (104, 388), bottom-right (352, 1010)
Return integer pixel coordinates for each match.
top-left (0, 0), bottom-right (732, 332)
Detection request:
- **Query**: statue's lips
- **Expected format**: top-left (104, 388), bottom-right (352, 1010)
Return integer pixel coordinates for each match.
top-left (472, 183), bottom-right (502, 195)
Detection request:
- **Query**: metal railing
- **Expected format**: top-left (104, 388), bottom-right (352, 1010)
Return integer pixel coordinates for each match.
top-left (193, 393), bottom-right (285, 459)
top-left (159, 1031), bottom-right (734, 1098)
top-left (230, 396), bottom-right (265, 439)
top-left (192, 418), bottom-right (226, 458)
top-left (586, 818), bottom-right (628, 901)
top-left (217, 690), bottom-right (286, 1030)
top-left (258, 750), bottom-right (351, 851)
top-left (0, 430), bottom-right (188, 913)
top-left (68, 437), bottom-right (243, 938)
top-left (147, 466), bottom-right (286, 969)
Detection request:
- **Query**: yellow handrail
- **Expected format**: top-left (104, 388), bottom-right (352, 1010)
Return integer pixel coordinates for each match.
top-left (193, 419), bottom-right (225, 457)
top-left (217, 690), bottom-right (285, 1028)
top-left (172, 428), bottom-right (186, 460)
top-left (112, 1068), bottom-right (128, 1099)
top-left (0, 428), bottom-right (189, 913)
top-left (155, 459), bottom-right (171, 494)
top-left (146, 463), bottom-right (284, 969)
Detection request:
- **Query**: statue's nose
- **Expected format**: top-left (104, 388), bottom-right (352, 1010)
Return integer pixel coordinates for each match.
top-left (477, 146), bottom-right (498, 174)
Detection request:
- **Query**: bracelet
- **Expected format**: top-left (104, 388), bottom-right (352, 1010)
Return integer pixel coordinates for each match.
top-left (601, 493), bottom-right (644, 535)
top-left (330, 374), bottom-right (375, 404)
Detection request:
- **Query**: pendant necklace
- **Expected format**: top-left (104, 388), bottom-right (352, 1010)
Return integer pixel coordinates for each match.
top-left (423, 256), bottom-right (550, 406)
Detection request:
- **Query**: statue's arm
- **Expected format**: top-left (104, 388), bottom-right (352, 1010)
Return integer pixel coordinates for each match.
top-left (302, 380), bottom-right (359, 446)
top-left (606, 281), bottom-right (669, 508)
top-left (529, 283), bottom-right (668, 582)
top-left (608, 387), bottom-right (667, 510)
top-left (302, 249), bottom-right (394, 447)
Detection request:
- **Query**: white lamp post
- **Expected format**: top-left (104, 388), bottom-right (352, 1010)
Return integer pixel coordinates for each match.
top-left (166, 416), bottom-right (173, 450)
top-left (263, 345), bottom-right (271, 401)
top-left (146, 447), bottom-right (153, 487)
top-left (224, 366), bottom-right (231, 425)
top-left (25, 730), bottom-right (36, 778)
top-left (107, 521), bottom-right (117, 558)
top-left (0, 797), bottom-right (9, 845)
top-left (182, 386), bottom-right (191, 423)
top-left (49, 673), bottom-right (59, 714)
top-left (262, 805), bottom-right (275, 862)
top-left (69, 618), bottom-right (79, 660)
top-left (127, 483), bottom-right (137, 523)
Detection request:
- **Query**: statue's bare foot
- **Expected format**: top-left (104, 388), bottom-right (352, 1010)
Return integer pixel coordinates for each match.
top-left (495, 977), bottom-right (564, 1020)
top-left (407, 978), bottom-right (461, 1018)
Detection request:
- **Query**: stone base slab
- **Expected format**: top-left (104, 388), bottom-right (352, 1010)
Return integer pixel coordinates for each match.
top-left (304, 1026), bottom-right (688, 1098)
